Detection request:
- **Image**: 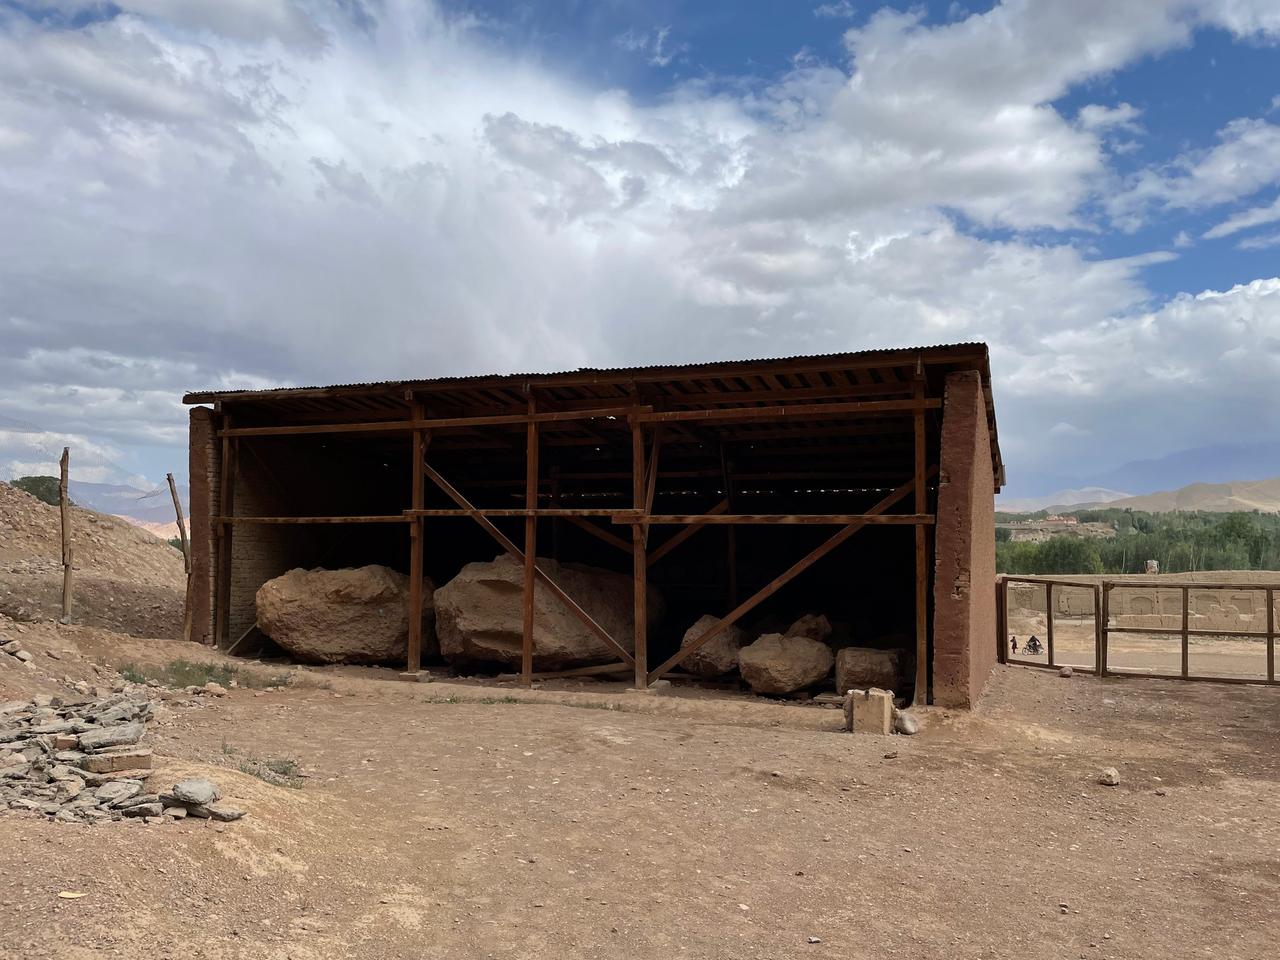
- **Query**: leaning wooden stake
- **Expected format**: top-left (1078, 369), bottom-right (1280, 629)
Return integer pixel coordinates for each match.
top-left (167, 473), bottom-right (191, 574)
top-left (59, 447), bottom-right (73, 622)
top-left (167, 472), bottom-right (193, 643)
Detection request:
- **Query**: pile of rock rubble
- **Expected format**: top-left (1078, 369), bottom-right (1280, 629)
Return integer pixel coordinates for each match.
top-left (0, 693), bottom-right (244, 825)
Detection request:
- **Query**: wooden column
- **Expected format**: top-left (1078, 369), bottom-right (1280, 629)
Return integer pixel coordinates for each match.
top-left (59, 447), bottom-right (72, 622)
top-left (521, 399), bottom-right (539, 687)
top-left (632, 420), bottom-right (648, 690)
top-left (1099, 583), bottom-right (1110, 678)
top-left (1180, 585), bottom-right (1190, 679)
top-left (1266, 587), bottom-right (1275, 683)
top-left (1045, 582), bottom-right (1055, 667)
top-left (719, 445), bottom-right (738, 607)
top-left (407, 401), bottom-right (426, 674)
top-left (912, 379), bottom-right (928, 704)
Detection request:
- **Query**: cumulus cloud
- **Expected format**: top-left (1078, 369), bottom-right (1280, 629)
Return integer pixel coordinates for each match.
top-left (0, 0), bottom-right (1279, 493)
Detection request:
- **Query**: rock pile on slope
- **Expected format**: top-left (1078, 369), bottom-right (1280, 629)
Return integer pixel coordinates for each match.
top-left (0, 694), bottom-right (244, 824)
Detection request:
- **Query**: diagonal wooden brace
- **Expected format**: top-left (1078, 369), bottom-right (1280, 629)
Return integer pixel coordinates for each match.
top-left (647, 471), bottom-right (935, 683)
top-left (422, 460), bottom-right (636, 667)
top-left (647, 498), bottom-right (730, 567)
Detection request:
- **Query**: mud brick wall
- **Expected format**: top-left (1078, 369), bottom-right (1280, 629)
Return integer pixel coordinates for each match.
top-left (931, 370), bottom-right (998, 708)
top-left (226, 444), bottom-right (318, 643)
top-left (187, 407), bottom-right (218, 646)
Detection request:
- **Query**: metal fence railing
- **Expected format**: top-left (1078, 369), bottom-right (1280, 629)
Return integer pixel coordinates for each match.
top-left (998, 576), bottom-right (1279, 686)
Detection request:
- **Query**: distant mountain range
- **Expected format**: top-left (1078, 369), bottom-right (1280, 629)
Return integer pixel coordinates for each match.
top-left (68, 480), bottom-right (189, 528)
top-left (1001, 477), bottom-right (1280, 515)
top-left (1000, 441), bottom-right (1280, 505)
top-left (997, 486), bottom-right (1132, 513)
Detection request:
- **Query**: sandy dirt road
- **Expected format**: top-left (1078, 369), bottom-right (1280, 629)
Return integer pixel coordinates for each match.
top-left (2, 626), bottom-right (1279, 960)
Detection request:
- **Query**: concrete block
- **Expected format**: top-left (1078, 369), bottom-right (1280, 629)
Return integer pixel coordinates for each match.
top-left (843, 688), bottom-right (894, 735)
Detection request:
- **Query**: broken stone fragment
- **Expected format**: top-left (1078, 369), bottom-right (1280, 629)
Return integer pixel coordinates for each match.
top-left (94, 780), bottom-right (143, 804)
top-left (77, 721), bottom-right (145, 751)
top-left (122, 802), bottom-right (164, 818)
top-left (170, 778), bottom-right (221, 805)
top-left (185, 803), bottom-right (245, 822)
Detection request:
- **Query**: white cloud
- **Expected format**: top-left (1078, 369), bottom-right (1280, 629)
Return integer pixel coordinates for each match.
top-left (814, 1), bottom-right (857, 18)
top-left (1, 1), bottom-right (1280, 490)
top-left (1112, 118), bottom-right (1280, 225)
top-left (1239, 230), bottom-right (1280, 251)
top-left (1204, 192), bottom-right (1280, 238)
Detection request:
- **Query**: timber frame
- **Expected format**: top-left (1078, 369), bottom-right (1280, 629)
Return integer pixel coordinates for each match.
top-left (186, 344), bottom-right (1003, 702)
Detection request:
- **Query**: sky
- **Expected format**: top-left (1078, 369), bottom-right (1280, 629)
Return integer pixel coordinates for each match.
top-left (1, 0), bottom-right (1279, 496)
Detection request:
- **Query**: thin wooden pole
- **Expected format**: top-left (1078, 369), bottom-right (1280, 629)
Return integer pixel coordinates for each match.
top-left (719, 445), bottom-right (738, 608)
top-left (407, 402), bottom-right (426, 674)
top-left (1181, 585), bottom-right (1190, 679)
top-left (167, 473), bottom-right (190, 574)
top-left (912, 378), bottom-right (928, 705)
top-left (996, 577), bottom-right (1007, 665)
top-left (1267, 587), bottom-right (1275, 683)
top-left (522, 399), bottom-right (539, 688)
top-left (1100, 582), bottom-right (1110, 678)
top-left (167, 471), bottom-right (192, 644)
top-left (632, 420), bottom-right (648, 690)
top-left (1045, 582), bottom-right (1055, 668)
top-left (59, 447), bottom-right (72, 623)
top-left (1093, 584), bottom-right (1102, 674)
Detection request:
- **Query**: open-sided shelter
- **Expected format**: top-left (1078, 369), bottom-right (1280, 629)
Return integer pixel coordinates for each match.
top-left (183, 343), bottom-right (1004, 707)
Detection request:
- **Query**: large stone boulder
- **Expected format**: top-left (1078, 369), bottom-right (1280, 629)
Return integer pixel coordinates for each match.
top-left (679, 614), bottom-right (746, 678)
top-left (835, 646), bottom-right (902, 695)
top-left (738, 632), bottom-right (834, 695)
top-left (784, 613), bottom-right (832, 643)
top-left (255, 565), bottom-right (436, 664)
top-left (435, 554), bottom-right (660, 670)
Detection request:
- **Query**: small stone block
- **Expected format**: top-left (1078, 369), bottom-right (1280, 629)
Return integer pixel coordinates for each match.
top-left (397, 671), bottom-right (431, 683)
top-left (80, 748), bottom-right (152, 774)
top-left (843, 688), bottom-right (894, 735)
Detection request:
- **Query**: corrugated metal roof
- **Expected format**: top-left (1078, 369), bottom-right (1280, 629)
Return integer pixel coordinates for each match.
top-left (183, 343), bottom-right (990, 401)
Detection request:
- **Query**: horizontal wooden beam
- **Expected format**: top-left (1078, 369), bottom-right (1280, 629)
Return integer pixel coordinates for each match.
top-left (404, 508), bottom-right (637, 518)
top-left (215, 515), bottom-right (411, 524)
top-left (631, 398), bottom-right (940, 425)
top-left (219, 405), bottom-right (651, 438)
top-left (619, 513), bottom-right (935, 525)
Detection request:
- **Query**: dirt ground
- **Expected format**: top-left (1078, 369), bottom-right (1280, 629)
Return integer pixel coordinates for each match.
top-left (2, 620), bottom-right (1279, 959)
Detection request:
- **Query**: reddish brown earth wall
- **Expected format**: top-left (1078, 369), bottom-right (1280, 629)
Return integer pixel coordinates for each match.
top-left (188, 407), bottom-right (217, 645)
top-left (931, 371), bottom-right (998, 708)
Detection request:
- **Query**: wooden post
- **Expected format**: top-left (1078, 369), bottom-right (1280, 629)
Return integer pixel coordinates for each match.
top-left (995, 577), bottom-right (1007, 664)
top-left (59, 447), bottom-right (72, 623)
top-left (1093, 584), bottom-right (1102, 674)
top-left (407, 401), bottom-right (426, 675)
top-left (1045, 581), bottom-right (1055, 667)
top-left (167, 473), bottom-right (190, 574)
top-left (167, 472), bottom-right (192, 643)
top-left (1180, 585), bottom-right (1190, 679)
top-left (522, 399), bottom-right (539, 687)
top-left (632, 420), bottom-right (648, 690)
top-left (1267, 587), bottom-right (1275, 683)
top-left (912, 377), bottom-right (928, 705)
top-left (1100, 582), bottom-right (1110, 678)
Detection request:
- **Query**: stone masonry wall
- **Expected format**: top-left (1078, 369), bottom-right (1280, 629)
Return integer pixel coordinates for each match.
top-left (931, 371), bottom-right (998, 708)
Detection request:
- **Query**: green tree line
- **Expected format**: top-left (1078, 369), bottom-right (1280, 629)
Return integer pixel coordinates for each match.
top-left (995, 509), bottom-right (1280, 575)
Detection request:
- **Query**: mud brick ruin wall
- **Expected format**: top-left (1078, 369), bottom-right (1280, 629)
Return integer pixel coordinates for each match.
top-left (931, 371), bottom-right (998, 708)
